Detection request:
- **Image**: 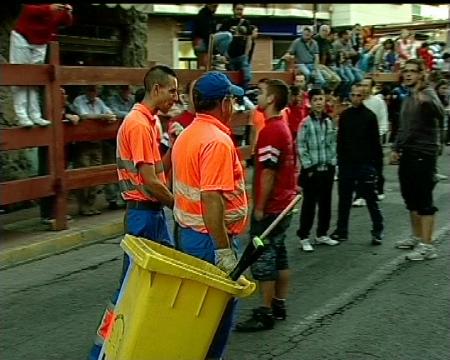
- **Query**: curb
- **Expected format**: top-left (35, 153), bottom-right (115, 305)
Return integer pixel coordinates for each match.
top-left (0, 220), bottom-right (124, 270)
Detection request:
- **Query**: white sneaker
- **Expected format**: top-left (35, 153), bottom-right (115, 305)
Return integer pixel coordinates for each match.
top-left (405, 243), bottom-right (438, 261)
top-left (299, 239), bottom-right (314, 252)
top-left (352, 198), bottom-right (366, 207)
top-left (395, 235), bottom-right (420, 249)
top-left (315, 236), bottom-right (340, 246)
top-left (32, 118), bottom-right (51, 126)
top-left (377, 194), bottom-right (385, 201)
top-left (17, 117), bottom-right (34, 127)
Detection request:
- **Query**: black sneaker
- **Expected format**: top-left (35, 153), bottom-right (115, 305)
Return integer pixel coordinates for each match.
top-left (234, 307), bottom-right (275, 332)
top-left (271, 299), bottom-right (286, 320)
top-left (371, 234), bottom-right (383, 246)
top-left (330, 231), bottom-right (348, 242)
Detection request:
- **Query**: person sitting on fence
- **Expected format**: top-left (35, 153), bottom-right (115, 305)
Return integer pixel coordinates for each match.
top-left (313, 25), bottom-right (341, 91)
top-left (216, 3), bottom-right (255, 89)
top-left (374, 39), bottom-right (398, 73)
top-left (282, 27), bottom-right (326, 89)
top-left (72, 85), bottom-right (117, 216)
top-left (10, 3), bottom-right (73, 128)
top-left (191, 4), bottom-right (233, 71)
top-left (331, 29), bottom-right (364, 101)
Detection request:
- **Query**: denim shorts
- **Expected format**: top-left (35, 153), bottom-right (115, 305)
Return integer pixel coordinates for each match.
top-left (250, 214), bottom-right (292, 281)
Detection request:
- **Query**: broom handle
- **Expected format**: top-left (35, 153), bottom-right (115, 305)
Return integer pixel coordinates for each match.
top-left (259, 194), bottom-right (302, 240)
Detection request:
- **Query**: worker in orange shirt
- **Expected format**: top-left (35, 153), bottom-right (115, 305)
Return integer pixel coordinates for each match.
top-left (88, 65), bottom-right (179, 360)
top-left (171, 71), bottom-right (248, 359)
top-left (249, 78), bottom-right (270, 156)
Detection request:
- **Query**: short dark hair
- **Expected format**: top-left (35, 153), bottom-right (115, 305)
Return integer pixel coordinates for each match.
top-left (338, 30), bottom-right (348, 38)
top-left (404, 58), bottom-right (425, 73)
top-left (363, 76), bottom-right (374, 87)
top-left (192, 88), bottom-right (221, 112)
top-left (232, 3), bottom-right (244, 9)
top-left (144, 65), bottom-right (177, 93)
top-left (134, 88), bottom-right (145, 103)
top-left (290, 85), bottom-right (302, 96)
top-left (119, 84), bottom-right (131, 92)
top-left (86, 85), bottom-right (98, 92)
top-left (435, 79), bottom-right (448, 90)
top-left (308, 88), bottom-right (325, 99)
top-left (266, 79), bottom-right (289, 111)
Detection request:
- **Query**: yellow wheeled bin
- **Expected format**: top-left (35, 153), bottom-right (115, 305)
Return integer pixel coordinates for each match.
top-left (104, 234), bottom-right (256, 360)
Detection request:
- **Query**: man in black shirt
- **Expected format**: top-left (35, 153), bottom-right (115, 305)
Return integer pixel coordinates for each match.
top-left (330, 84), bottom-right (384, 245)
top-left (314, 25), bottom-right (341, 91)
top-left (217, 3), bottom-right (254, 88)
top-left (192, 4), bottom-right (222, 69)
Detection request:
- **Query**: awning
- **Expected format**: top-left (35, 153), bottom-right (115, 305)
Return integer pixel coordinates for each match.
top-left (93, 4), bottom-right (330, 20)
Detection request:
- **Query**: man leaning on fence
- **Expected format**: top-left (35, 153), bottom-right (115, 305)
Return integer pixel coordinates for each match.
top-left (71, 85), bottom-right (117, 216)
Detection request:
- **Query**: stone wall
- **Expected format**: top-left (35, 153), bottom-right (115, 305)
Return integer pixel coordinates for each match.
top-left (120, 7), bottom-right (148, 67)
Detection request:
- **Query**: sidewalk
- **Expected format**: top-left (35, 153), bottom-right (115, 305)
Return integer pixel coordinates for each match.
top-left (0, 146), bottom-right (401, 270)
top-left (0, 194), bottom-right (125, 270)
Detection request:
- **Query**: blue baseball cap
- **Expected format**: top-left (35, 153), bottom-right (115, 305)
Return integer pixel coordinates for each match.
top-left (195, 71), bottom-right (244, 100)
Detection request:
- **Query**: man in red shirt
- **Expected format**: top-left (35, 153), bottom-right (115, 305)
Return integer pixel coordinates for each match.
top-left (10, 3), bottom-right (73, 127)
top-left (235, 79), bottom-right (297, 332)
top-left (284, 85), bottom-right (310, 139)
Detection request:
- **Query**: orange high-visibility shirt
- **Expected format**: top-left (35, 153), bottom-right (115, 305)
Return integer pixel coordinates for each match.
top-left (172, 113), bottom-right (248, 235)
top-left (116, 103), bottom-right (166, 202)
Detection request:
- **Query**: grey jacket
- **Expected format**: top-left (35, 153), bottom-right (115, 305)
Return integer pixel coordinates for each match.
top-left (394, 86), bottom-right (444, 157)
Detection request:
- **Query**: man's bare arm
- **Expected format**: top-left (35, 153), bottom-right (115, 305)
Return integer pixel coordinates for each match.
top-left (201, 190), bottom-right (230, 249)
top-left (138, 163), bottom-right (174, 209)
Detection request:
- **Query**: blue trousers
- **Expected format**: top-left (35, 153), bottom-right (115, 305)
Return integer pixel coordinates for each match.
top-left (177, 227), bottom-right (239, 360)
top-left (88, 208), bottom-right (172, 360)
top-left (228, 54), bottom-right (252, 90)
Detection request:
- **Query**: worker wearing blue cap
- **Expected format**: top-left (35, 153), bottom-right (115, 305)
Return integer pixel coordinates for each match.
top-left (172, 71), bottom-right (248, 359)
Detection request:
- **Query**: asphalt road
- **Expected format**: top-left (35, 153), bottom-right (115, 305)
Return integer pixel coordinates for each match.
top-left (0, 152), bottom-right (449, 360)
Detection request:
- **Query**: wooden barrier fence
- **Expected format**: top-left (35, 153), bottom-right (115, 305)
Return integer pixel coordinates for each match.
top-left (0, 41), bottom-right (296, 230)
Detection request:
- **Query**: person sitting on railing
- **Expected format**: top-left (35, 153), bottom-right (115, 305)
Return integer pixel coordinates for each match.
top-left (374, 39), bottom-right (398, 73)
top-left (314, 25), bottom-right (341, 92)
top-left (192, 4), bottom-right (233, 71)
top-left (331, 29), bottom-right (364, 101)
top-left (72, 85), bottom-right (117, 216)
top-left (358, 37), bottom-right (381, 74)
top-left (282, 26), bottom-right (326, 89)
top-left (216, 3), bottom-right (255, 89)
top-left (395, 29), bottom-right (417, 67)
top-left (9, 3), bottom-right (73, 128)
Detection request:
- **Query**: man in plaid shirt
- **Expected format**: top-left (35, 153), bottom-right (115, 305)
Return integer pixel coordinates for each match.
top-left (296, 88), bottom-right (339, 252)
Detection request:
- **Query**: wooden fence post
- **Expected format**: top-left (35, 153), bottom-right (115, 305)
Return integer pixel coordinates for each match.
top-left (47, 41), bottom-right (68, 230)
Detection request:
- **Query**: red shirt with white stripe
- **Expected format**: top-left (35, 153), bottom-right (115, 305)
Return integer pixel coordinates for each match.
top-left (15, 5), bottom-right (73, 45)
top-left (254, 115), bottom-right (297, 214)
